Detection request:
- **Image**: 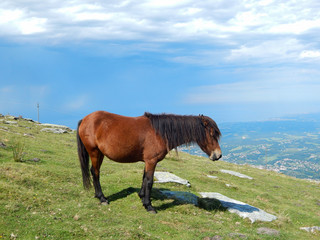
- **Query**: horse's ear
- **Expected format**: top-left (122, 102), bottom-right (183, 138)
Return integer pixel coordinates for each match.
top-left (200, 115), bottom-right (208, 127)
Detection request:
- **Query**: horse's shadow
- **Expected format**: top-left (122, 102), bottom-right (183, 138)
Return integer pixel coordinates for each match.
top-left (107, 187), bottom-right (227, 212)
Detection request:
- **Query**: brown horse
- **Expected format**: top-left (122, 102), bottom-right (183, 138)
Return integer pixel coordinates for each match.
top-left (77, 111), bottom-right (222, 213)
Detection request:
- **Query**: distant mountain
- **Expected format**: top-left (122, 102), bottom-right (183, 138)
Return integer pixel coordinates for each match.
top-left (180, 114), bottom-right (320, 180)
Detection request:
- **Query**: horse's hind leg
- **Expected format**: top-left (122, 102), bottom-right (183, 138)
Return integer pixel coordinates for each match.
top-left (90, 149), bottom-right (108, 204)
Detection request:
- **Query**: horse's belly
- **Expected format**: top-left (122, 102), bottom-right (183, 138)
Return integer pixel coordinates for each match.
top-left (99, 143), bottom-right (144, 163)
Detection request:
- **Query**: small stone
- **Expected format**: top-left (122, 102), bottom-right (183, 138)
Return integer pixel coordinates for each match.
top-left (73, 214), bottom-right (80, 221)
top-left (203, 236), bottom-right (222, 240)
top-left (229, 233), bottom-right (247, 239)
top-left (257, 227), bottom-right (280, 236)
top-left (10, 233), bottom-right (17, 239)
top-left (41, 128), bottom-right (68, 134)
top-left (220, 169), bottom-right (253, 179)
top-left (0, 142), bottom-right (6, 148)
top-left (207, 175), bottom-right (218, 179)
top-left (4, 121), bottom-right (17, 125)
top-left (154, 171), bottom-right (191, 187)
top-left (300, 226), bottom-right (320, 233)
top-left (30, 158), bottom-right (41, 162)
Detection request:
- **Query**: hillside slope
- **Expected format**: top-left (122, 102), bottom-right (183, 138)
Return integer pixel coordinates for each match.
top-left (0, 115), bottom-right (320, 239)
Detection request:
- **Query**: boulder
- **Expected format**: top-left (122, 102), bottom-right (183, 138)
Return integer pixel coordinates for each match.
top-left (40, 128), bottom-right (68, 134)
top-left (199, 192), bottom-right (277, 223)
top-left (300, 226), bottom-right (320, 233)
top-left (154, 171), bottom-right (191, 187)
top-left (3, 121), bottom-right (18, 125)
top-left (257, 227), bottom-right (280, 236)
top-left (40, 123), bottom-right (71, 131)
top-left (220, 169), bottom-right (253, 180)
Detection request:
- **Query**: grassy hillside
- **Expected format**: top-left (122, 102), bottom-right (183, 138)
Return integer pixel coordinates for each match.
top-left (1, 116), bottom-right (320, 239)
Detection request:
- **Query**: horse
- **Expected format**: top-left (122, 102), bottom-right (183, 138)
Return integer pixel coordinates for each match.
top-left (77, 111), bottom-right (222, 213)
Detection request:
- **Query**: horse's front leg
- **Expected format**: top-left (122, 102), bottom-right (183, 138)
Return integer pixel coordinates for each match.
top-left (140, 162), bottom-right (157, 213)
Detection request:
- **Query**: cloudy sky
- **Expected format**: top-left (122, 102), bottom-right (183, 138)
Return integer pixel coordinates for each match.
top-left (1, 0), bottom-right (320, 127)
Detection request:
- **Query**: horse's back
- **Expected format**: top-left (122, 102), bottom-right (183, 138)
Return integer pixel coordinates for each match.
top-left (79, 111), bottom-right (163, 162)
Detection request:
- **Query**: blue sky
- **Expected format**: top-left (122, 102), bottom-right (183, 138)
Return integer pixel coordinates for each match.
top-left (1, 0), bottom-right (320, 128)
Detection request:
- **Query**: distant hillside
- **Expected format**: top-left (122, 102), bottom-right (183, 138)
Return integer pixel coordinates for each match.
top-left (1, 114), bottom-right (320, 239)
top-left (181, 117), bottom-right (320, 180)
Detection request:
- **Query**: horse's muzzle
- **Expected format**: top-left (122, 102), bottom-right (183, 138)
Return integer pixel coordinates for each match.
top-left (209, 150), bottom-right (222, 161)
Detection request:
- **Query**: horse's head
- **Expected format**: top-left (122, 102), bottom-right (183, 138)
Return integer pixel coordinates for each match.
top-left (199, 115), bottom-right (222, 161)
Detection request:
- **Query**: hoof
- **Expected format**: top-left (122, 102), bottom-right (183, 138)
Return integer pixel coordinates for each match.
top-left (101, 201), bottom-right (109, 206)
top-left (148, 209), bottom-right (157, 214)
top-left (145, 205), bottom-right (157, 214)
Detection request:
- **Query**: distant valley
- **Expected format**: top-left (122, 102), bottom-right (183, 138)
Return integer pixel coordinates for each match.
top-left (180, 113), bottom-right (320, 180)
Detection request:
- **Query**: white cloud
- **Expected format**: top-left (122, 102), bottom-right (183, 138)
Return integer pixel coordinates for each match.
top-left (1, 0), bottom-right (320, 66)
top-left (0, 8), bottom-right (47, 35)
top-left (227, 39), bottom-right (304, 62)
top-left (64, 95), bottom-right (89, 111)
top-left (300, 50), bottom-right (320, 59)
top-left (0, 0), bottom-right (319, 41)
top-left (186, 79), bottom-right (320, 105)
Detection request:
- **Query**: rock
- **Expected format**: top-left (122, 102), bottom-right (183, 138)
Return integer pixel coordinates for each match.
top-left (202, 236), bottom-right (223, 240)
top-left (24, 118), bottom-right (35, 122)
top-left (199, 192), bottom-right (277, 223)
top-left (160, 190), bottom-right (198, 205)
top-left (40, 123), bottom-right (71, 131)
top-left (220, 169), bottom-right (253, 180)
top-left (40, 128), bottom-right (68, 134)
top-left (73, 214), bottom-right (80, 221)
top-left (0, 142), bottom-right (6, 148)
top-left (300, 226), bottom-right (320, 233)
top-left (154, 171), bottom-right (191, 187)
top-left (29, 158), bottom-right (41, 162)
top-left (3, 121), bottom-right (18, 125)
top-left (257, 227), bottom-right (280, 236)
top-left (207, 175), bottom-right (218, 179)
top-left (229, 233), bottom-right (247, 239)
top-left (10, 233), bottom-right (17, 239)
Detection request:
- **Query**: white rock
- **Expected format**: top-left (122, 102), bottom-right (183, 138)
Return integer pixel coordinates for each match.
top-left (207, 175), bottom-right (218, 179)
top-left (220, 169), bottom-right (253, 180)
top-left (300, 226), bottom-right (320, 233)
top-left (40, 128), bottom-right (68, 134)
top-left (199, 192), bottom-right (277, 223)
top-left (154, 171), bottom-right (191, 187)
top-left (40, 123), bottom-right (71, 131)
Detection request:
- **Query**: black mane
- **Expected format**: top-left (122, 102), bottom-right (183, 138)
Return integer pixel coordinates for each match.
top-left (144, 112), bottom-right (221, 150)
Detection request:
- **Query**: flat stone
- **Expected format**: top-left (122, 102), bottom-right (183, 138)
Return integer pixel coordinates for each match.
top-left (160, 190), bottom-right (198, 205)
top-left (154, 171), bottom-right (191, 187)
top-left (300, 226), bottom-right (320, 233)
top-left (228, 233), bottom-right (247, 239)
top-left (40, 123), bottom-right (71, 131)
top-left (220, 169), bottom-right (253, 180)
top-left (257, 227), bottom-right (280, 236)
top-left (199, 192), bottom-right (277, 223)
top-left (40, 128), bottom-right (68, 134)
top-left (207, 175), bottom-right (218, 179)
top-left (3, 121), bottom-right (17, 125)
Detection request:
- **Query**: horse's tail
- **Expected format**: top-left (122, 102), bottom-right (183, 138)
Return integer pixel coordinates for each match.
top-left (77, 119), bottom-right (91, 189)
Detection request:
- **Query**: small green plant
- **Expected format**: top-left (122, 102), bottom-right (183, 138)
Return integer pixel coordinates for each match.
top-left (12, 138), bottom-right (25, 162)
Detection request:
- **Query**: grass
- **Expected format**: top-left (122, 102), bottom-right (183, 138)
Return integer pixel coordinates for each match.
top-left (1, 116), bottom-right (320, 239)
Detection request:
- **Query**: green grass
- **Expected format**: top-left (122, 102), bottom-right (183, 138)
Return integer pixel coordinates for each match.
top-left (1, 116), bottom-right (320, 239)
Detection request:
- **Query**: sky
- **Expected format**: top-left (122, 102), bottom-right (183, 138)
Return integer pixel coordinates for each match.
top-left (1, 0), bottom-right (320, 128)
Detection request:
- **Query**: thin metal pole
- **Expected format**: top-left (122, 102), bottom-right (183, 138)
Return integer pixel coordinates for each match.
top-left (37, 103), bottom-right (39, 123)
